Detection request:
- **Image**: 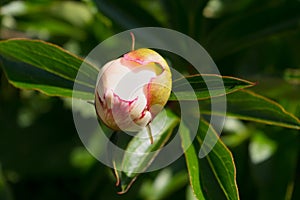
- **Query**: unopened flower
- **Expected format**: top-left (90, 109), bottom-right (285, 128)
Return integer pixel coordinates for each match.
top-left (95, 48), bottom-right (172, 140)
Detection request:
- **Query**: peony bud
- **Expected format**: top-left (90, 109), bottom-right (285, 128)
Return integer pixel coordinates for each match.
top-left (95, 48), bottom-right (172, 134)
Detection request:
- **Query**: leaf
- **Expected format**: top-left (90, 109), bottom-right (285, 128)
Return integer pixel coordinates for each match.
top-left (0, 165), bottom-right (13, 200)
top-left (140, 169), bottom-right (188, 200)
top-left (206, 0), bottom-right (300, 59)
top-left (160, 0), bottom-right (189, 34)
top-left (169, 74), bottom-right (255, 101)
top-left (197, 119), bottom-right (239, 200)
top-left (18, 18), bottom-right (86, 40)
top-left (250, 76), bottom-right (300, 101)
top-left (250, 132), bottom-right (299, 200)
top-left (0, 39), bottom-right (98, 100)
top-left (179, 122), bottom-right (205, 200)
top-left (200, 90), bottom-right (300, 130)
top-left (117, 110), bottom-right (180, 194)
top-left (249, 131), bottom-right (277, 164)
top-left (93, 0), bottom-right (162, 30)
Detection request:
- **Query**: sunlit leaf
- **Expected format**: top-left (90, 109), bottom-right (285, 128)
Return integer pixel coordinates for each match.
top-left (140, 169), bottom-right (188, 200)
top-left (0, 39), bottom-right (98, 100)
top-left (197, 119), bottom-right (239, 200)
top-left (179, 122), bottom-right (205, 199)
top-left (249, 131), bottom-right (277, 164)
top-left (169, 74), bottom-right (255, 101)
top-left (200, 90), bottom-right (300, 130)
top-left (117, 110), bottom-right (179, 194)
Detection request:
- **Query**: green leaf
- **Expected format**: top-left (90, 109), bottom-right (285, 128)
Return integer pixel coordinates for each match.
top-left (179, 122), bottom-right (205, 200)
top-left (93, 0), bottom-right (162, 30)
top-left (0, 39), bottom-right (98, 100)
top-left (206, 1), bottom-right (300, 60)
top-left (200, 90), bottom-right (300, 130)
top-left (250, 131), bottom-right (299, 200)
top-left (18, 18), bottom-right (86, 40)
top-left (169, 74), bottom-right (255, 101)
top-left (197, 119), bottom-right (239, 200)
top-left (0, 165), bottom-right (13, 200)
top-left (161, 0), bottom-right (189, 34)
top-left (249, 131), bottom-right (277, 164)
top-left (250, 76), bottom-right (300, 101)
top-left (140, 169), bottom-right (188, 200)
top-left (117, 110), bottom-right (180, 194)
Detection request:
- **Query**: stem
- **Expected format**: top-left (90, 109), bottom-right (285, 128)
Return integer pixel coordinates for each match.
top-left (146, 124), bottom-right (154, 144)
top-left (113, 160), bottom-right (120, 186)
top-left (130, 32), bottom-right (135, 51)
top-left (109, 131), bottom-right (120, 186)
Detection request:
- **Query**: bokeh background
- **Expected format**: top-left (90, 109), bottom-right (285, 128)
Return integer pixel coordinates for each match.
top-left (0, 0), bottom-right (299, 199)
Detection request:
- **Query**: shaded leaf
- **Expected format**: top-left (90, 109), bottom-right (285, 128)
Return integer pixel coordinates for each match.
top-left (93, 0), bottom-right (162, 30)
top-left (169, 74), bottom-right (255, 101)
top-left (161, 0), bottom-right (189, 34)
top-left (206, 0), bottom-right (300, 59)
top-left (250, 130), bottom-right (299, 200)
top-left (250, 76), bottom-right (300, 101)
top-left (200, 90), bottom-right (300, 130)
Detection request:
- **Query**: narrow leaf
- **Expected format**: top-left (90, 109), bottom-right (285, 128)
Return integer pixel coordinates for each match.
top-left (0, 39), bottom-right (98, 100)
top-left (93, 0), bottom-right (162, 29)
top-left (1, 58), bottom-right (94, 100)
top-left (179, 122), bottom-right (205, 200)
top-left (197, 119), bottom-right (239, 200)
top-left (200, 90), bottom-right (300, 130)
top-left (169, 74), bottom-right (255, 101)
top-left (206, 1), bottom-right (300, 59)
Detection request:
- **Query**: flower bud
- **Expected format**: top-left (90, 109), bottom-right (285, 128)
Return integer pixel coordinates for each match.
top-left (95, 48), bottom-right (172, 132)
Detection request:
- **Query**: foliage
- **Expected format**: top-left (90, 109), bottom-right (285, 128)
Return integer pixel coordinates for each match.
top-left (0, 0), bottom-right (299, 200)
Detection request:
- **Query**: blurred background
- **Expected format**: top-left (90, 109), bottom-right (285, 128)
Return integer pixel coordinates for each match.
top-left (0, 0), bottom-right (299, 199)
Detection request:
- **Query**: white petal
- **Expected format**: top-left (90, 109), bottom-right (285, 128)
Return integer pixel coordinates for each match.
top-left (105, 89), bottom-right (114, 109)
top-left (130, 94), bottom-right (147, 119)
top-left (135, 110), bottom-right (152, 127)
top-left (113, 63), bottom-right (156, 101)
